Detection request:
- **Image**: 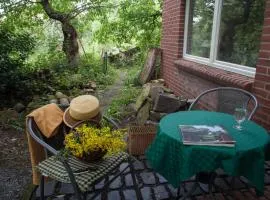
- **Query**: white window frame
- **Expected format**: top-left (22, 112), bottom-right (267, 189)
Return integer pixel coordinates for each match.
top-left (183, 0), bottom-right (256, 77)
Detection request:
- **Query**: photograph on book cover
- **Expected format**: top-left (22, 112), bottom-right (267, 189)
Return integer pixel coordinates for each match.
top-left (179, 125), bottom-right (235, 147)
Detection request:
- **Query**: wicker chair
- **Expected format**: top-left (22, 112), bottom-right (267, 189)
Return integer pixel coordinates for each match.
top-left (180, 87), bottom-right (259, 199)
top-left (27, 117), bottom-right (140, 200)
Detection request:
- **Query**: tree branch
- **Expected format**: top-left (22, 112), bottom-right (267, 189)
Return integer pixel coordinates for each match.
top-left (68, 2), bottom-right (117, 19)
top-left (40, 0), bottom-right (69, 22)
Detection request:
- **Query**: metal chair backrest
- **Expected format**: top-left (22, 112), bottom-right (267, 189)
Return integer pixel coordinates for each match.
top-left (27, 117), bottom-right (61, 156)
top-left (188, 87), bottom-right (258, 120)
top-left (27, 115), bottom-right (119, 157)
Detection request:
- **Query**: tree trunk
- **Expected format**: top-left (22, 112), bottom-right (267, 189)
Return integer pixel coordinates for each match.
top-left (62, 21), bottom-right (79, 66)
top-left (40, 0), bottom-right (79, 66)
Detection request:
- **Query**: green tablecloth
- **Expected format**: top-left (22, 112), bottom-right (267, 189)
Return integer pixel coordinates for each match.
top-left (146, 111), bottom-right (270, 194)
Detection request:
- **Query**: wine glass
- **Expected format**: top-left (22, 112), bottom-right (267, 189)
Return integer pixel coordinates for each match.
top-left (233, 107), bottom-right (247, 130)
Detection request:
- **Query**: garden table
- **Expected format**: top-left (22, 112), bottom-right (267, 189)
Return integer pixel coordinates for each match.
top-left (146, 111), bottom-right (270, 195)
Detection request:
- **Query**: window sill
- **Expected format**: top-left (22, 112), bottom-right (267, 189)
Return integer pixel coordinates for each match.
top-left (174, 59), bottom-right (254, 91)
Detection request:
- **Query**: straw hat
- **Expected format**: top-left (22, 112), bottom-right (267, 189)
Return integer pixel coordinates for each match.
top-left (63, 95), bottom-right (101, 128)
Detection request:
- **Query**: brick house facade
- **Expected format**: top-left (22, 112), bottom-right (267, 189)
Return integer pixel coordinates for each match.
top-left (161, 0), bottom-right (270, 131)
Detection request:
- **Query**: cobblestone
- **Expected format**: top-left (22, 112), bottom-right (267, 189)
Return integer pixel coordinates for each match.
top-left (156, 173), bottom-right (168, 184)
top-left (133, 160), bottom-right (145, 170)
top-left (123, 189), bottom-right (137, 200)
top-left (226, 176), bottom-right (246, 189)
top-left (59, 183), bottom-right (74, 194)
top-left (36, 180), bottom-right (57, 197)
top-left (119, 163), bottom-right (130, 173)
top-left (153, 185), bottom-right (169, 200)
top-left (95, 179), bottom-right (105, 190)
top-left (125, 174), bottom-right (134, 187)
top-left (215, 178), bottom-right (230, 190)
top-left (108, 191), bottom-right (121, 200)
top-left (140, 172), bottom-right (156, 184)
top-left (109, 176), bottom-right (123, 189)
top-left (140, 187), bottom-right (153, 200)
top-left (34, 157), bottom-right (270, 200)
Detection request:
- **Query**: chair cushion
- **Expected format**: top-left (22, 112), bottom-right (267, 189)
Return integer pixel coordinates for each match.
top-left (37, 152), bottom-right (128, 192)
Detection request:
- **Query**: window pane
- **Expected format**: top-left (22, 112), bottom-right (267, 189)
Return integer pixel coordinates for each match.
top-left (186, 0), bottom-right (215, 58)
top-left (217, 0), bottom-right (265, 67)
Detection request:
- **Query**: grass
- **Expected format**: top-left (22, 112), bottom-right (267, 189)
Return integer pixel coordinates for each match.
top-left (106, 85), bottom-right (140, 120)
top-left (106, 62), bottom-right (142, 120)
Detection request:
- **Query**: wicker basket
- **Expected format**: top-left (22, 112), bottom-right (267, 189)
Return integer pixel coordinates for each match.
top-left (128, 125), bottom-right (157, 155)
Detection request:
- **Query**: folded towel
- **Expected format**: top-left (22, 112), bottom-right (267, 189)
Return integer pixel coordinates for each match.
top-left (26, 103), bottom-right (64, 185)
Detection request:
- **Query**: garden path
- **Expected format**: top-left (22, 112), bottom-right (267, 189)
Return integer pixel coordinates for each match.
top-left (99, 70), bottom-right (127, 112)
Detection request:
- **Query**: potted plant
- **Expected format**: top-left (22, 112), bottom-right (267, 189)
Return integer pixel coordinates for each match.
top-left (64, 123), bottom-right (126, 162)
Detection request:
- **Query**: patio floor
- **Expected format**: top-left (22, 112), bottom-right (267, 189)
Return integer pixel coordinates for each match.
top-left (35, 156), bottom-right (270, 200)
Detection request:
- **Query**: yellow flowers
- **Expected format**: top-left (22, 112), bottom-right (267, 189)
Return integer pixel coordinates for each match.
top-left (65, 124), bottom-right (126, 158)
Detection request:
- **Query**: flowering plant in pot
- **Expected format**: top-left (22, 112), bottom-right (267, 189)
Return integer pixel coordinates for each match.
top-left (64, 123), bottom-right (126, 162)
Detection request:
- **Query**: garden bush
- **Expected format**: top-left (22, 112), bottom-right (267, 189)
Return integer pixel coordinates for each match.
top-left (0, 25), bottom-right (35, 107)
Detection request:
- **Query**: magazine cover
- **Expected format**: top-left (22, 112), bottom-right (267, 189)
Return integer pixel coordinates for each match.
top-left (179, 125), bottom-right (235, 147)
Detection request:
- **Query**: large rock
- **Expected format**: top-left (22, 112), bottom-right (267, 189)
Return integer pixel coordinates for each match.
top-left (149, 85), bottom-right (164, 102)
top-left (136, 101), bottom-right (151, 125)
top-left (13, 103), bottom-right (26, 113)
top-left (90, 82), bottom-right (97, 89)
top-left (83, 88), bottom-right (95, 94)
top-left (49, 99), bottom-right (58, 104)
top-left (149, 111), bottom-right (167, 122)
top-left (139, 48), bottom-right (161, 84)
top-left (59, 98), bottom-right (69, 106)
top-left (135, 83), bottom-right (151, 111)
top-left (55, 92), bottom-right (66, 99)
top-left (153, 93), bottom-right (181, 113)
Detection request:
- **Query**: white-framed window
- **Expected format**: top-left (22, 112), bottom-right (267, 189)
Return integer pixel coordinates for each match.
top-left (183, 0), bottom-right (265, 77)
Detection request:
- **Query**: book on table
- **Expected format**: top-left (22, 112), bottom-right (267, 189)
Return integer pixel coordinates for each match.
top-left (179, 125), bottom-right (235, 147)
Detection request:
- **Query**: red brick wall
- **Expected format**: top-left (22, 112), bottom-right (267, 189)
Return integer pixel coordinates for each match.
top-left (161, 0), bottom-right (270, 130)
top-left (160, 0), bottom-right (186, 95)
top-left (252, 0), bottom-right (270, 130)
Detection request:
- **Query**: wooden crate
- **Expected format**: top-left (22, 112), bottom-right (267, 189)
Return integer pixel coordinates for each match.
top-left (128, 125), bottom-right (157, 155)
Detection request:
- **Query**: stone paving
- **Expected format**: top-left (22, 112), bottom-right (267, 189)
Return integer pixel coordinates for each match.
top-left (34, 156), bottom-right (270, 200)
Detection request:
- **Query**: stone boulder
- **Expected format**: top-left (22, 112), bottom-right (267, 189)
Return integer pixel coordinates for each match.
top-left (136, 101), bottom-right (151, 125)
top-left (153, 93), bottom-right (181, 113)
top-left (135, 83), bottom-right (151, 111)
top-left (13, 103), bottom-right (26, 113)
top-left (149, 111), bottom-right (167, 121)
top-left (55, 92), bottom-right (66, 99)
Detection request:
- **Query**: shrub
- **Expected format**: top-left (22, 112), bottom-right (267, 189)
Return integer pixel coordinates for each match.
top-left (0, 25), bottom-right (35, 107)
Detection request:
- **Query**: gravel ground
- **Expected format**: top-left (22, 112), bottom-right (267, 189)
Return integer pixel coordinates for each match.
top-left (0, 128), bottom-right (32, 200)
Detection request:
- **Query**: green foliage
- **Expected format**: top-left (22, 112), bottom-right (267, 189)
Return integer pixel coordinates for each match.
top-left (188, 0), bottom-right (214, 58)
top-left (188, 0), bottom-right (265, 67)
top-left (0, 25), bottom-right (36, 106)
top-left (107, 85), bottom-right (140, 120)
top-left (28, 53), bottom-right (117, 93)
top-left (78, 55), bottom-right (117, 87)
top-left (123, 53), bottom-right (145, 86)
top-left (225, 0), bottom-right (265, 67)
top-left (95, 0), bottom-right (162, 50)
top-left (0, 0), bottom-right (160, 110)
top-left (106, 53), bottom-right (142, 120)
